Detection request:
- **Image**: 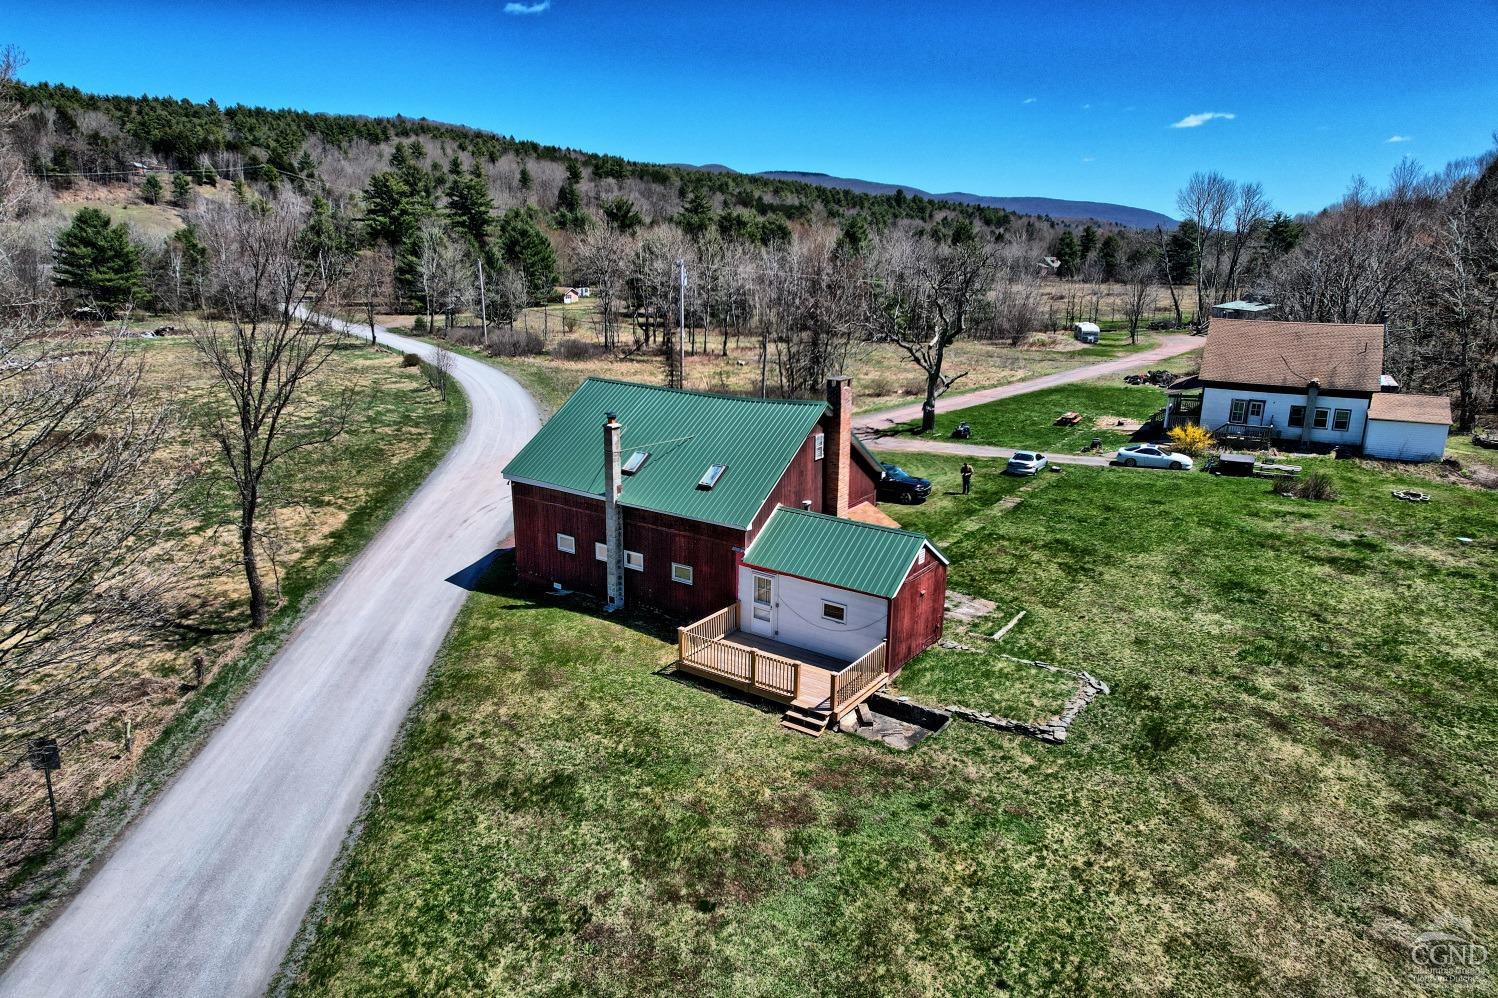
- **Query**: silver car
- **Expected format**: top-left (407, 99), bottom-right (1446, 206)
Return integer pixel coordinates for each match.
top-left (1117, 444), bottom-right (1193, 470)
top-left (1006, 451), bottom-right (1048, 475)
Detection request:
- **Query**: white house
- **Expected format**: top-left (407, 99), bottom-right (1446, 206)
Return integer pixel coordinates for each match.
top-left (1188, 318), bottom-right (1451, 461)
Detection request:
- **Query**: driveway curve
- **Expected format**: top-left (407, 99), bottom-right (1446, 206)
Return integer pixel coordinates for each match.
top-left (1, 317), bottom-right (539, 998)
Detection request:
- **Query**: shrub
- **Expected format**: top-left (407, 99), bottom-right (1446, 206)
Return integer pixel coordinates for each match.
top-left (1299, 471), bottom-right (1338, 501)
top-left (554, 337), bottom-right (603, 361)
top-left (412, 315), bottom-right (428, 334)
top-left (400, 352), bottom-right (421, 368)
top-left (487, 328), bottom-right (546, 357)
top-left (1167, 423), bottom-right (1214, 457)
top-left (1273, 470), bottom-right (1338, 501)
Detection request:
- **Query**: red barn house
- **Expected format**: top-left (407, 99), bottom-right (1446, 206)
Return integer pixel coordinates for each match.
top-left (501, 377), bottom-right (948, 733)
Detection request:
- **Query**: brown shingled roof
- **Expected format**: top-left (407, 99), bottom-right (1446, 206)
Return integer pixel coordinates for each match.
top-left (1199, 318), bottom-right (1384, 392)
top-left (1368, 393), bottom-right (1452, 425)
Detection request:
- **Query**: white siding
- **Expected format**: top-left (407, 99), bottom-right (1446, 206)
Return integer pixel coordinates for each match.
top-left (1363, 420), bottom-right (1448, 462)
top-left (737, 566), bottom-right (886, 663)
top-left (1200, 386), bottom-right (1369, 446)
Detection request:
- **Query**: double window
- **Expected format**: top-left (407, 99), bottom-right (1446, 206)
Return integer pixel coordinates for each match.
top-left (1229, 398), bottom-right (1265, 424)
top-left (556, 533), bottom-right (576, 554)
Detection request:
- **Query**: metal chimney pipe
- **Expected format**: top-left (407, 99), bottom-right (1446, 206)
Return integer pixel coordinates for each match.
top-left (603, 412), bottom-right (624, 610)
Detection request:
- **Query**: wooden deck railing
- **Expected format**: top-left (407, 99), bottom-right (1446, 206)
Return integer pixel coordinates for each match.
top-left (831, 642), bottom-right (888, 714)
top-left (677, 605), bottom-right (800, 702)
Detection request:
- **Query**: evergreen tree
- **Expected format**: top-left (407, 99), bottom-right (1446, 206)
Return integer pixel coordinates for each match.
top-left (171, 172), bottom-right (193, 206)
top-left (1055, 230), bottom-right (1081, 279)
top-left (565, 158), bottom-right (584, 185)
top-left (517, 163), bottom-right (533, 192)
top-left (601, 196), bottom-right (644, 234)
top-left (194, 162), bottom-right (218, 187)
top-left (53, 207), bottom-right (144, 314)
top-left (1264, 212), bottom-right (1305, 258)
top-left (836, 213), bottom-right (870, 257)
top-left (141, 174), bottom-right (163, 205)
top-left (497, 209), bottom-right (560, 304)
top-left (445, 169), bottom-right (497, 248)
top-left (1098, 232), bottom-right (1122, 282)
top-left (553, 173), bottom-right (587, 233)
top-left (1079, 224), bottom-right (1098, 260)
top-left (678, 189), bottom-right (714, 239)
top-left (1164, 220), bottom-right (1199, 285)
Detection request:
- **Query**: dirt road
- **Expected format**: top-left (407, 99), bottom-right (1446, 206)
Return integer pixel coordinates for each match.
top-left (0, 318), bottom-right (540, 998)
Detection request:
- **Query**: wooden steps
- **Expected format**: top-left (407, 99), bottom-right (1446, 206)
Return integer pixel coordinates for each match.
top-left (780, 704), bottom-right (831, 737)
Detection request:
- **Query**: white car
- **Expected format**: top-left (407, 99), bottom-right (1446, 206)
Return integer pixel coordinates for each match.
top-left (1006, 451), bottom-right (1048, 475)
top-left (1116, 444), bottom-right (1193, 470)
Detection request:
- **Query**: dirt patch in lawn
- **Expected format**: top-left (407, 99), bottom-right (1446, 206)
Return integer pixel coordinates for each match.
top-left (1093, 415), bottom-right (1144, 434)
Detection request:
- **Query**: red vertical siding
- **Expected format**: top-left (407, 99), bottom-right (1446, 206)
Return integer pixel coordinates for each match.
top-left (512, 482), bottom-right (745, 620)
top-left (751, 431), bottom-right (824, 536)
top-left (849, 447), bottom-right (880, 507)
top-left (886, 553), bottom-right (947, 670)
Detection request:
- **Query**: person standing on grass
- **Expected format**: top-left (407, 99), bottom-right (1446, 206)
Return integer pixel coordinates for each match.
top-left (960, 461), bottom-right (974, 495)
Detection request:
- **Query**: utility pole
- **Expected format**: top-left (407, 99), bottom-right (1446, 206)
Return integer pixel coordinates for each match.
top-left (675, 258), bottom-right (687, 389)
top-left (477, 256), bottom-right (489, 342)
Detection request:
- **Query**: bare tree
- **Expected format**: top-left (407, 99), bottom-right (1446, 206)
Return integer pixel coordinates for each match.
top-left (193, 197), bottom-right (354, 628)
top-left (1123, 261), bottom-right (1158, 344)
top-left (1176, 171), bottom-right (1235, 331)
top-left (425, 346), bottom-right (455, 402)
top-left (0, 45), bottom-right (180, 778)
top-left (870, 234), bottom-right (997, 432)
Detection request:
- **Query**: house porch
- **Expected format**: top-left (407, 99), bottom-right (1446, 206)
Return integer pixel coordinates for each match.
top-left (676, 604), bottom-right (890, 735)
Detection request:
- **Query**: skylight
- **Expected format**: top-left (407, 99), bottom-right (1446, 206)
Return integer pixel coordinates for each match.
top-left (622, 451), bottom-right (650, 475)
top-left (697, 464), bottom-right (728, 490)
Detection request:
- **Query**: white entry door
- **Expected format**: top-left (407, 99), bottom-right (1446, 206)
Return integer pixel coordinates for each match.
top-left (747, 573), bottom-right (777, 637)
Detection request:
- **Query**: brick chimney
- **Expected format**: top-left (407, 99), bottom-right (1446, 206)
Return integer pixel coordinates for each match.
top-left (603, 412), bottom-right (624, 610)
top-left (823, 376), bottom-right (852, 517)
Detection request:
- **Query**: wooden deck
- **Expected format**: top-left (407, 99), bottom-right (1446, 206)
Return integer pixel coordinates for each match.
top-left (677, 605), bottom-right (890, 729)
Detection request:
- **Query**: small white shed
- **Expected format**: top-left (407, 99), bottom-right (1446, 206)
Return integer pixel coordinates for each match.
top-left (1363, 394), bottom-right (1451, 462)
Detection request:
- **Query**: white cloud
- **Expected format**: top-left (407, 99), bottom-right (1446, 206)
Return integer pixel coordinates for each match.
top-left (1081, 156), bottom-right (1096, 163)
top-left (1385, 134), bottom-right (1413, 143)
top-left (1170, 111), bottom-right (1235, 129)
top-left (1022, 97), bottom-right (1037, 104)
top-left (504, 0), bottom-right (550, 13)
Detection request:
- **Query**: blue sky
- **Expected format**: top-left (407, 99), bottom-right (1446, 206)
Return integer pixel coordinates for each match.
top-left (7, 0), bottom-right (1495, 215)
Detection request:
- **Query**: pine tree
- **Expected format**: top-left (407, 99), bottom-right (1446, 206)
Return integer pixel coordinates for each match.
top-left (1099, 233), bottom-right (1122, 282)
top-left (679, 189), bottom-right (714, 239)
top-left (837, 214), bottom-right (870, 256)
top-left (1264, 212), bottom-right (1305, 258)
top-left (141, 174), bottom-right (163, 205)
top-left (601, 196), bottom-right (643, 234)
top-left (517, 163), bottom-right (533, 192)
top-left (1055, 230), bottom-right (1081, 279)
top-left (53, 207), bottom-right (144, 314)
top-left (445, 170), bottom-right (497, 248)
top-left (497, 209), bottom-right (559, 304)
top-left (171, 173), bottom-right (193, 206)
top-left (1079, 224), bottom-right (1098, 260)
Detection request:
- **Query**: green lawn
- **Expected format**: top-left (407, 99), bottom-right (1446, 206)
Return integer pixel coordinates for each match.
top-left (896, 380), bottom-right (1169, 452)
top-left (289, 456), bottom-right (1497, 997)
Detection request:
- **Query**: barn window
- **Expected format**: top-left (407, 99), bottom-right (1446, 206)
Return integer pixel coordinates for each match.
top-left (821, 600), bottom-right (846, 623)
top-left (556, 533), bottom-right (576, 554)
top-left (624, 550), bottom-right (644, 571)
top-left (697, 464), bottom-right (728, 490)
top-left (622, 450), bottom-right (650, 475)
top-left (814, 433), bottom-right (825, 460)
top-left (594, 542), bottom-right (608, 561)
top-left (671, 563), bottom-right (693, 585)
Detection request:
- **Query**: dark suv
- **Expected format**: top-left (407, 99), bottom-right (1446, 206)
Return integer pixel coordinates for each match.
top-left (877, 463), bottom-right (932, 504)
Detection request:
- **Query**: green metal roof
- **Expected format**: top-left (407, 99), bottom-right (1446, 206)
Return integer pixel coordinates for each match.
top-left (502, 378), bottom-right (830, 529)
top-left (742, 506), bottom-right (946, 599)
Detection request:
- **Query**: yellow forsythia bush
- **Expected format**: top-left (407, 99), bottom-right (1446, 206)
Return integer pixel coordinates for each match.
top-left (1167, 423), bottom-right (1214, 456)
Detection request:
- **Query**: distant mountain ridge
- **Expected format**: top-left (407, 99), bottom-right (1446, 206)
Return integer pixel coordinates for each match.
top-left (673, 166), bottom-right (1176, 229)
